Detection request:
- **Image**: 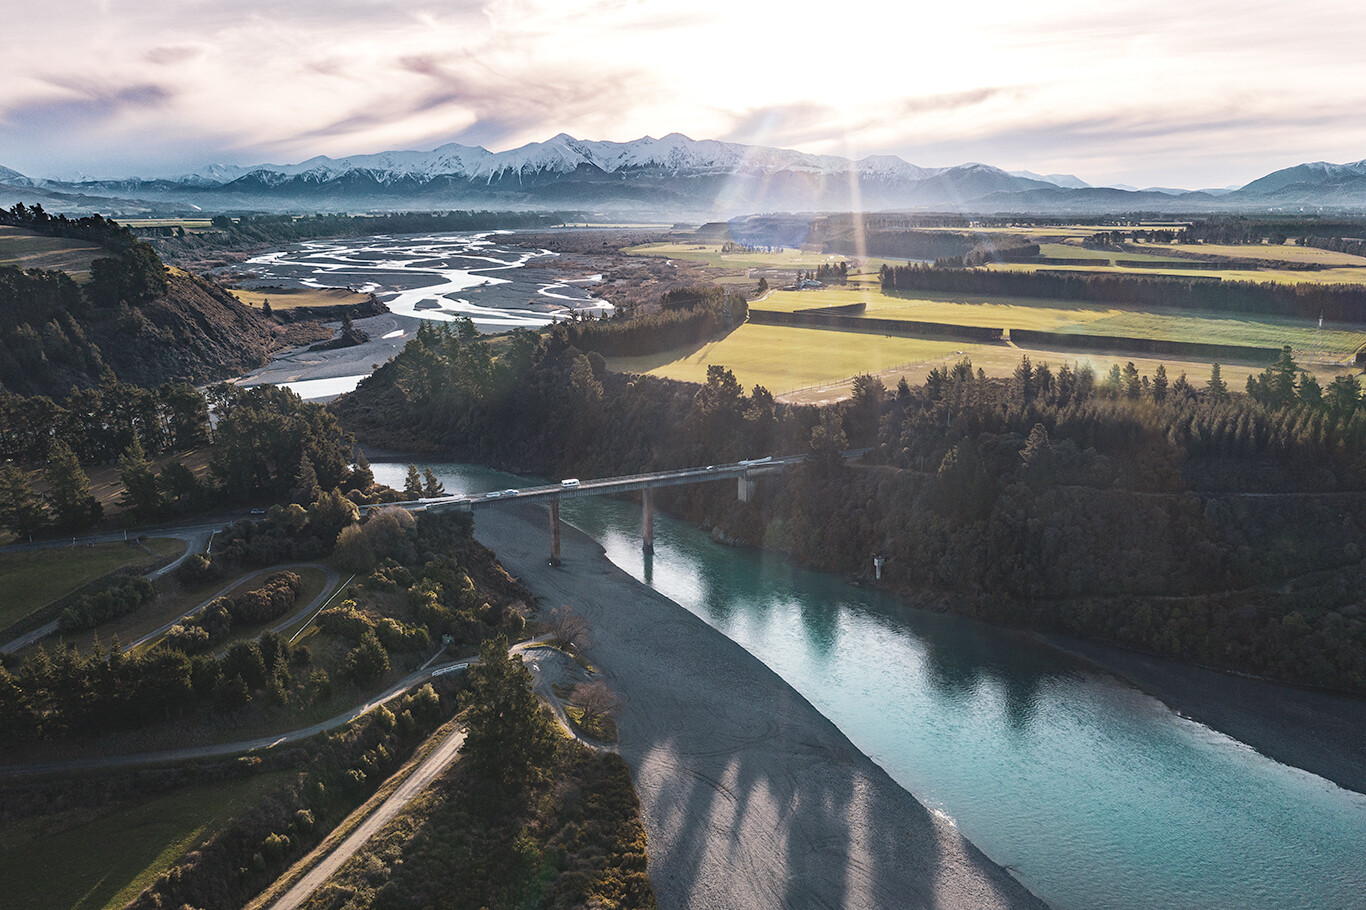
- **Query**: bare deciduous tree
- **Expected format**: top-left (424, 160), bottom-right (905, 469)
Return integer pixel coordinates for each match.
top-left (547, 605), bottom-right (588, 650)
top-left (574, 680), bottom-right (619, 726)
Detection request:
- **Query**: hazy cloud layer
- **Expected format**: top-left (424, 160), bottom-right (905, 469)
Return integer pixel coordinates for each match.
top-left (2, 0), bottom-right (1365, 186)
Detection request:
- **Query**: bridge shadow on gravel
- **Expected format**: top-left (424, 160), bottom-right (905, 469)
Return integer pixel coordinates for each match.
top-left (474, 505), bottom-right (1045, 910)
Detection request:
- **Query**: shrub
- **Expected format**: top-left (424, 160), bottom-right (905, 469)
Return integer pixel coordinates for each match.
top-left (227, 571), bottom-right (302, 625)
top-left (317, 602), bottom-right (374, 640)
top-left (375, 617), bottom-right (432, 653)
top-left (56, 575), bottom-right (156, 632)
top-left (344, 631), bottom-right (390, 683)
top-left (163, 623), bottom-right (211, 653)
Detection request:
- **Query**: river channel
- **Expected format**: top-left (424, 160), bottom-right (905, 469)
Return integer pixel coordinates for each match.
top-left (228, 232), bottom-right (613, 401)
top-left (371, 461), bottom-right (1366, 910)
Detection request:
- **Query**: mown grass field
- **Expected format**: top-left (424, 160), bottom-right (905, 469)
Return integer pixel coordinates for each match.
top-left (991, 260), bottom-right (1366, 285)
top-left (1034, 242), bottom-right (1186, 264)
top-left (757, 285), bottom-right (1121, 331)
top-left (605, 316), bottom-right (1301, 405)
top-left (0, 538), bottom-right (184, 631)
top-left (229, 286), bottom-right (372, 309)
top-left (606, 322), bottom-right (967, 393)
top-left (625, 241), bottom-right (893, 274)
top-left (0, 771), bottom-right (289, 910)
top-left (994, 233), bottom-right (1366, 285)
top-left (619, 227), bottom-right (1366, 402)
top-left (1168, 242), bottom-right (1366, 267)
top-left (0, 225), bottom-right (102, 277)
top-left (753, 284), bottom-right (1366, 360)
top-left (121, 218), bottom-right (215, 230)
top-left (1058, 310), bottom-right (1366, 356)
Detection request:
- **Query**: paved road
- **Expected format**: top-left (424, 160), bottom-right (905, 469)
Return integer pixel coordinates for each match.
top-left (0, 526), bottom-right (218, 655)
top-left (128, 562), bottom-right (341, 652)
top-left (401, 450), bottom-right (867, 515)
top-left (265, 725), bottom-right (468, 910)
top-left (0, 515), bottom-right (244, 557)
top-left (0, 658), bottom-right (472, 777)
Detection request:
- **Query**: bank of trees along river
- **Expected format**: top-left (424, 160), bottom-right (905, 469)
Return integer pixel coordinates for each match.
top-left (337, 319), bottom-right (1366, 695)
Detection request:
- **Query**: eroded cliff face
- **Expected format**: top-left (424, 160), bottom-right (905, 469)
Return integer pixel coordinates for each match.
top-left (96, 271), bottom-right (279, 387)
top-left (0, 270), bottom-right (345, 396)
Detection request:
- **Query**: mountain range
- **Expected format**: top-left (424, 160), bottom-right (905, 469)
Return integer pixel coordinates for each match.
top-left (4, 133), bottom-right (1366, 217)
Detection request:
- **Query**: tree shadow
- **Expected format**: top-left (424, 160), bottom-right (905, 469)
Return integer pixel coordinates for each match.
top-left (479, 507), bottom-right (1047, 909)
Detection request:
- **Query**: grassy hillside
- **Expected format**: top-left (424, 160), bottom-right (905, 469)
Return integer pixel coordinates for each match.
top-left (0, 226), bottom-right (103, 277)
top-left (0, 538), bottom-right (183, 630)
top-left (0, 771), bottom-right (290, 910)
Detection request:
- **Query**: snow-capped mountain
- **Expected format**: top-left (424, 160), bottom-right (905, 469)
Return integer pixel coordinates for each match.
top-left (173, 133), bottom-right (943, 186)
top-left (1237, 160), bottom-right (1366, 196)
top-left (47, 133), bottom-right (1013, 213)
top-left (7, 138), bottom-right (1366, 215)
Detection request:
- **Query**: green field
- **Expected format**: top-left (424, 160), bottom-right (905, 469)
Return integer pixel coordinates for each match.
top-left (607, 322), bottom-right (967, 393)
top-left (620, 225), bottom-right (1366, 403)
top-left (1033, 242), bottom-right (1187, 264)
top-left (0, 771), bottom-right (288, 910)
top-left (758, 285), bottom-right (1121, 331)
top-left (0, 226), bottom-right (103, 276)
top-left (991, 232), bottom-right (1366, 285)
top-left (121, 218), bottom-right (215, 230)
top-left (605, 318), bottom-right (1302, 405)
top-left (625, 241), bottom-right (894, 274)
top-left (753, 285), bottom-right (1365, 361)
top-left (0, 538), bottom-right (185, 630)
top-left (229, 286), bottom-right (372, 309)
top-left (992, 260), bottom-right (1366, 285)
top-left (1056, 310), bottom-right (1366, 355)
top-left (775, 343), bottom-right (1291, 405)
top-left (1162, 241), bottom-right (1366, 267)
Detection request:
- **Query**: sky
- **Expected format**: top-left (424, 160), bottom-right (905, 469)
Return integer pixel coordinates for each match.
top-left (3, 0), bottom-right (1366, 188)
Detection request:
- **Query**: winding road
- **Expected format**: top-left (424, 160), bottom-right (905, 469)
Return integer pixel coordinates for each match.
top-left (0, 525), bottom-right (218, 654)
top-left (125, 562), bottom-right (342, 652)
top-left (0, 657), bottom-right (473, 778)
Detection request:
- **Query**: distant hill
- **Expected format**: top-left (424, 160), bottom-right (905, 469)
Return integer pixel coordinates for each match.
top-left (4, 136), bottom-right (1366, 215)
top-left (0, 214), bottom-right (295, 396)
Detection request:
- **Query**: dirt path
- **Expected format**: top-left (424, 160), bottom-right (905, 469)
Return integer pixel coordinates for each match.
top-left (265, 726), bottom-right (467, 910)
top-left (474, 504), bottom-right (1046, 910)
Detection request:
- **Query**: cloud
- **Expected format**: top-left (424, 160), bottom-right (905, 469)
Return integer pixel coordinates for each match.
top-left (2, 0), bottom-right (1366, 185)
top-left (1, 79), bottom-right (172, 133)
top-left (144, 45), bottom-right (204, 66)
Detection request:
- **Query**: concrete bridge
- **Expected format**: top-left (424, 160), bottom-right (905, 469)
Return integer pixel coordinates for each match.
top-left (401, 453), bottom-right (854, 565)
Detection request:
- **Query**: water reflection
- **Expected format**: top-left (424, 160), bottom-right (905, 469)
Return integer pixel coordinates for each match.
top-left (374, 461), bottom-right (1366, 910)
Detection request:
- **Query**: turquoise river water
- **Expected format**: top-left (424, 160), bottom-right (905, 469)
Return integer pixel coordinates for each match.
top-left (373, 461), bottom-right (1366, 910)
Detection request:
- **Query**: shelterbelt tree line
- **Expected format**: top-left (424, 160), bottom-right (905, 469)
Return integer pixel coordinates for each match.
top-left (335, 320), bottom-right (1366, 696)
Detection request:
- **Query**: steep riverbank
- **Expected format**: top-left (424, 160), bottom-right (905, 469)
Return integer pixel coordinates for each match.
top-left (1038, 633), bottom-right (1366, 795)
top-left (473, 503), bottom-right (1047, 910)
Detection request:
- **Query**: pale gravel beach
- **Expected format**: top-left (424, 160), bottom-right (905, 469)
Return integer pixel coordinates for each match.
top-left (475, 504), bottom-right (1047, 910)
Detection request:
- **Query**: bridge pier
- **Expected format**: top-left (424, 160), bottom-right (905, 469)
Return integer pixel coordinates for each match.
top-left (549, 499), bottom-right (561, 566)
top-left (738, 475), bottom-right (756, 503)
top-left (642, 488), bottom-right (654, 554)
